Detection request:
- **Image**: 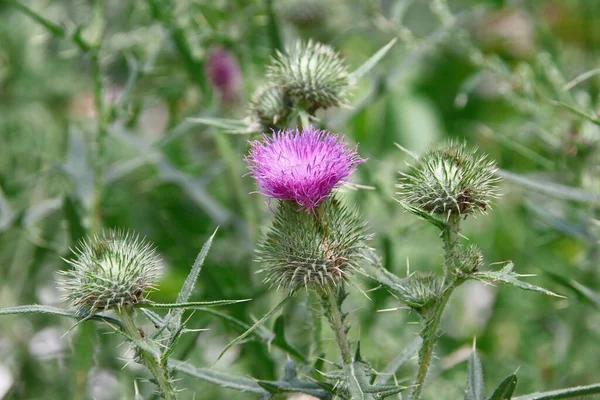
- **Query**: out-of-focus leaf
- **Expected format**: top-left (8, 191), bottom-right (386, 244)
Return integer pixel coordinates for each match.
top-left (512, 383), bottom-right (600, 400)
top-left (472, 262), bottom-right (564, 298)
top-left (465, 340), bottom-right (485, 400)
top-left (272, 315), bottom-right (308, 363)
top-left (545, 271), bottom-right (600, 308)
top-left (215, 294), bottom-right (292, 363)
top-left (72, 322), bottom-right (94, 400)
top-left (488, 374), bottom-right (518, 400)
top-left (62, 127), bottom-right (93, 208)
top-left (496, 169), bottom-right (600, 206)
top-left (349, 38), bottom-right (397, 82)
top-left (63, 196), bottom-right (86, 244)
top-left (0, 185), bottom-right (15, 231)
top-left (168, 359), bottom-right (268, 395)
top-left (375, 335), bottom-right (422, 385)
top-left (187, 117), bottom-right (250, 134)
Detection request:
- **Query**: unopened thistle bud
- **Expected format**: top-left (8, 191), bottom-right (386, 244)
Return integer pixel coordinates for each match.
top-left (58, 231), bottom-right (161, 313)
top-left (256, 198), bottom-right (369, 291)
top-left (249, 85), bottom-right (291, 129)
top-left (392, 272), bottom-right (443, 314)
top-left (204, 46), bottom-right (242, 102)
top-left (245, 126), bottom-right (365, 211)
top-left (267, 41), bottom-right (350, 112)
top-left (396, 141), bottom-right (500, 218)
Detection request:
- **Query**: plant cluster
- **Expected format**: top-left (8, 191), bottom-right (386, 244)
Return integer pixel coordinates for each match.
top-left (1, 1), bottom-right (599, 400)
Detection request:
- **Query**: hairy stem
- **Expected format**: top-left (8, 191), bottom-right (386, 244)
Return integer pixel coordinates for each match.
top-left (320, 288), bottom-right (352, 365)
top-left (117, 307), bottom-right (177, 400)
top-left (410, 214), bottom-right (461, 400)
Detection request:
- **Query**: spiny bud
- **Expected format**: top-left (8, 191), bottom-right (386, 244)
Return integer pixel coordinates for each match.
top-left (448, 244), bottom-right (484, 275)
top-left (396, 141), bottom-right (501, 218)
top-left (58, 231), bottom-right (161, 313)
top-left (256, 198), bottom-right (370, 292)
top-left (248, 85), bottom-right (291, 129)
top-left (392, 272), bottom-right (443, 314)
top-left (267, 40), bottom-right (350, 112)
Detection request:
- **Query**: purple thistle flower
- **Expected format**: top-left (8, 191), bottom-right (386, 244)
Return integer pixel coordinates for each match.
top-left (204, 46), bottom-right (241, 102)
top-left (245, 126), bottom-right (365, 211)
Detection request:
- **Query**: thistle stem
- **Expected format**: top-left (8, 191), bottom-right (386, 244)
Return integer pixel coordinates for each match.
top-left (117, 307), bottom-right (177, 400)
top-left (410, 214), bottom-right (461, 400)
top-left (320, 288), bottom-right (352, 365)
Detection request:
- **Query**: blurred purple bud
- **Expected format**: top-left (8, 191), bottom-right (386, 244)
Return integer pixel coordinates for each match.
top-left (205, 46), bottom-right (242, 102)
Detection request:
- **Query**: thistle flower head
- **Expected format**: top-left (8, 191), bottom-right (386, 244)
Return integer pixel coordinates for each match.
top-left (245, 126), bottom-right (365, 211)
top-left (204, 46), bottom-right (241, 102)
top-left (58, 231), bottom-right (161, 313)
top-left (248, 85), bottom-right (291, 129)
top-left (396, 141), bottom-right (500, 217)
top-left (257, 198), bottom-right (370, 291)
top-left (267, 40), bottom-right (350, 112)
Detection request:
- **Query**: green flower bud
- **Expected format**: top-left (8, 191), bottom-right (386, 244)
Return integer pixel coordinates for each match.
top-left (257, 198), bottom-right (370, 292)
top-left (267, 40), bottom-right (350, 113)
top-left (397, 141), bottom-right (501, 218)
top-left (248, 85), bottom-right (291, 129)
top-left (392, 272), bottom-right (444, 314)
top-left (58, 231), bottom-right (161, 313)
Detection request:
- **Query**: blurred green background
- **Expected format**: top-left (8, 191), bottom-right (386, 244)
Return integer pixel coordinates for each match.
top-left (0, 0), bottom-right (599, 399)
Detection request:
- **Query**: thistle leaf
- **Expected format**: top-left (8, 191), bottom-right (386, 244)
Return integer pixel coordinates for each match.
top-left (137, 299), bottom-right (251, 309)
top-left (0, 305), bottom-right (122, 327)
top-left (215, 294), bottom-right (292, 363)
top-left (465, 340), bottom-right (485, 400)
top-left (176, 228), bottom-right (218, 307)
top-left (472, 262), bottom-right (564, 298)
top-left (187, 117), bottom-right (250, 134)
top-left (168, 359), bottom-right (268, 395)
top-left (488, 374), bottom-right (518, 400)
top-left (349, 38), bottom-right (397, 82)
top-left (512, 383), bottom-right (600, 400)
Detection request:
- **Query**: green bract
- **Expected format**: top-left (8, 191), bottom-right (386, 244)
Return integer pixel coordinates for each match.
top-left (58, 230), bottom-right (161, 312)
top-left (256, 198), bottom-right (370, 291)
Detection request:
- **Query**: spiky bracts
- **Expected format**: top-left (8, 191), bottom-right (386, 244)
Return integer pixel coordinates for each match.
top-left (396, 141), bottom-right (500, 218)
top-left (58, 231), bottom-right (161, 313)
top-left (391, 272), bottom-right (444, 315)
top-left (256, 198), bottom-right (370, 291)
top-left (249, 85), bottom-right (291, 129)
top-left (267, 40), bottom-right (350, 112)
top-left (245, 126), bottom-right (365, 211)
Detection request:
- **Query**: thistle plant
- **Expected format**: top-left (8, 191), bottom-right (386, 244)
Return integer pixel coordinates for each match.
top-left (383, 141), bottom-right (563, 400)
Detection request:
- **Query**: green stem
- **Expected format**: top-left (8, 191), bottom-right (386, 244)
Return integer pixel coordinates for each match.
top-left (410, 214), bottom-right (461, 400)
top-left (320, 288), bottom-right (352, 365)
top-left (410, 284), bottom-right (454, 400)
top-left (117, 307), bottom-right (177, 400)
